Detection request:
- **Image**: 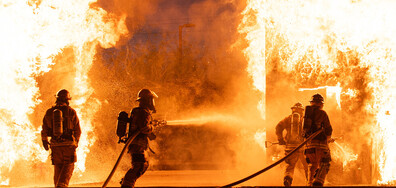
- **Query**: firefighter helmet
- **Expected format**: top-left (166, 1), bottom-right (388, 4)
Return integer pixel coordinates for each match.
top-left (291, 102), bottom-right (304, 110)
top-left (56, 89), bottom-right (71, 101)
top-left (136, 89), bottom-right (158, 101)
top-left (136, 88), bottom-right (158, 113)
top-left (310, 93), bottom-right (324, 104)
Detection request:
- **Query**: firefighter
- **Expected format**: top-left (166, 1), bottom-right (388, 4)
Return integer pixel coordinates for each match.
top-left (302, 93), bottom-right (333, 187)
top-left (41, 89), bottom-right (81, 188)
top-left (276, 102), bottom-right (308, 186)
top-left (121, 89), bottom-right (157, 188)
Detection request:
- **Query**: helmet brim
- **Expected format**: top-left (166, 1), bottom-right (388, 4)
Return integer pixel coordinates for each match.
top-left (310, 100), bottom-right (324, 104)
top-left (136, 91), bottom-right (158, 101)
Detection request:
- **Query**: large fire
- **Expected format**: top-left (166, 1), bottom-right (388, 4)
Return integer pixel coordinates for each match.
top-left (0, 0), bottom-right (126, 185)
top-left (254, 129), bottom-right (267, 151)
top-left (240, 0), bottom-right (396, 185)
top-left (3, 0), bottom-right (396, 186)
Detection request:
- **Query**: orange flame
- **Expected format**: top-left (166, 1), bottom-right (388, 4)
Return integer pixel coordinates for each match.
top-left (238, 0), bottom-right (267, 120)
top-left (240, 0), bottom-right (396, 184)
top-left (254, 129), bottom-right (267, 152)
top-left (298, 83), bottom-right (342, 109)
top-left (0, 0), bottom-right (127, 185)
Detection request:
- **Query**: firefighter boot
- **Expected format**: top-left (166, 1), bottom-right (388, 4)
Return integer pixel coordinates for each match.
top-left (312, 181), bottom-right (323, 187)
top-left (121, 185), bottom-right (132, 188)
top-left (120, 178), bottom-right (132, 188)
top-left (283, 176), bottom-right (293, 187)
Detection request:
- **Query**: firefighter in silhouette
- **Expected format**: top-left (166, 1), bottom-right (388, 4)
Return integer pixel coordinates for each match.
top-left (276, 102), bottom-right (308, 186)
top-left (41, 89), bottom-right (81, 188)
top-left (121, 89), bottom-right (157, 188)
top-left (302, 93), bottom-right (333, 187)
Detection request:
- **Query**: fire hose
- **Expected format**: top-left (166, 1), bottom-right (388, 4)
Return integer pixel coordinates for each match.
top-left (220, 129), bottom-right (324, 188)
top-left (102, 130), bottom-right (141, 188)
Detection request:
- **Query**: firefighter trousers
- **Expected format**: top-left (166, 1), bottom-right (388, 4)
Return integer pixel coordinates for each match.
top-left (54, 163), bottom-right (74, 188)
top-left (304, 148), bottom-right (331, 186)
top-left (284, 149), bottom-right (308, 184)
top-left (51, 145), bottom-right (76, 188)
top-left (121, 153), bottom-right (149, 188)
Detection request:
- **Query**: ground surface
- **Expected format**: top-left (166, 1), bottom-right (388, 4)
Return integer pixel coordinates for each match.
top-left (67, 169), bottom-right (376, 188)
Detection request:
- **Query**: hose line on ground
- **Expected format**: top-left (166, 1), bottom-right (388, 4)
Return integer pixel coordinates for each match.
top-left (220, 129), bottom-right (324, 188)
top-left (102, 130), bottom-right (141, 188)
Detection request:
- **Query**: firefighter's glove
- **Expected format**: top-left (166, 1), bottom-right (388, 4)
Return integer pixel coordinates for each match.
top-left (42, 140), bottom-right (50, 151)
top-left (278, 139), bottom-right (286, 145)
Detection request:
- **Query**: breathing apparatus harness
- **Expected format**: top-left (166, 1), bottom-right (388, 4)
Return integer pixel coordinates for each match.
top-left (50, 105), bottom-right (75, 144)
top-left (289, 111), bottom-right (303, 144)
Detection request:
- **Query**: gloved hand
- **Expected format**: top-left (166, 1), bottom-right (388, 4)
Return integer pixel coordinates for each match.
top-left (42, 140), bottom-right (49, 151)
top-left (278, 139), bottom-right (286, 145)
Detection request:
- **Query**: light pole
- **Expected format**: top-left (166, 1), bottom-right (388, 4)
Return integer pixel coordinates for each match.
top-left (179, 23), bottom-right (195, 64)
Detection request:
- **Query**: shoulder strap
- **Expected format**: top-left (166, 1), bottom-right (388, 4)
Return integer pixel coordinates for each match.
top-left (68, 106), bottom-right (73, 130)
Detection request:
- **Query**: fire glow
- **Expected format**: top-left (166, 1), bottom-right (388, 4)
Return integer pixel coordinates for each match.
top-left (254, 129), bottom-right (266, 152)
top-left (240, 0), bottom-right (396, 184)
top-left (0, 0), bottom-right (126, 185)
top-left (298, 83), bottom-right (342, 109)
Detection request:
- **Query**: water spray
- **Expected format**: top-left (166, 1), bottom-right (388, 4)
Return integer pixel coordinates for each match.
top-left (166, 119), bottom-right (209, 126)
top-left (165, 114), bottom-right (245, 126)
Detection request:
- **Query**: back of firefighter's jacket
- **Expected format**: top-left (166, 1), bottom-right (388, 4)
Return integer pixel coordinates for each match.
top-left (303, 106), bottom-right (332, 150)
